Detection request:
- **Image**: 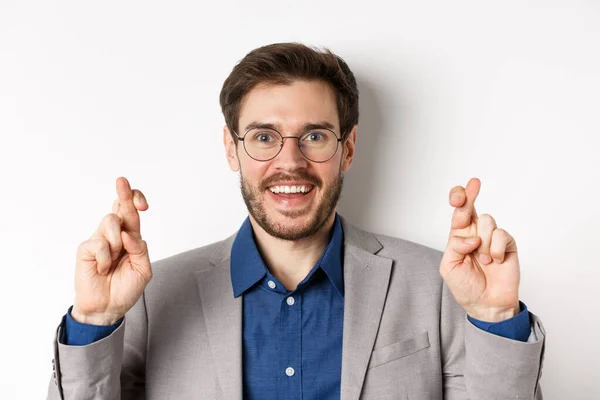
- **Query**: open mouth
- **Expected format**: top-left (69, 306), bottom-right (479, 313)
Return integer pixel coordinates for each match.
top-left (266, 184), bottom-right (316, 204)
top-left (268, 185), bottom-right (314, 195)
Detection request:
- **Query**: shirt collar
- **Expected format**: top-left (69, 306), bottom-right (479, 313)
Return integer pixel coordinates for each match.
top-left (318, 213), bottom-right (345, 297)
top-left (230, 213), bottom-right (345, 298)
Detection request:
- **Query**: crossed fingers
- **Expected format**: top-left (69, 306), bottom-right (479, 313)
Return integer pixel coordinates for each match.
top-left (448, 178), bottom-right (516, 264)
top-left (111, 178), bottom-right (148, 238)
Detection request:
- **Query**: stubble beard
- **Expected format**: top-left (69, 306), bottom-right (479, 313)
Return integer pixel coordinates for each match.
top-left (240, 171), bottom-right (343, 241)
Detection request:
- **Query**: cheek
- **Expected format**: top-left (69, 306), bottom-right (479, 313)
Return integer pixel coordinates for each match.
top-left (315, 163), bottom-right (341, 186)
top-left (240, 158), bottom-right (270, 183)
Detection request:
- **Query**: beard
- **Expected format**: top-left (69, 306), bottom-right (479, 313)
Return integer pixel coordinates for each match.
top-left (240, 170), bottom-right (343, 241)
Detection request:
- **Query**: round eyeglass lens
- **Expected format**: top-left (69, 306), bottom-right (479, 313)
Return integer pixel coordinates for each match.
top-left (243, 128), bottom-right (340, 162)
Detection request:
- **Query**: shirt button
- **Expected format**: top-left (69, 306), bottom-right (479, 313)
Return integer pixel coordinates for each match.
top-left (285, 367), bottom-right (295, 377)
top-left (286, 296), bottom-right (295, 306)
top-left (267, 280), bottom-right (276, 289)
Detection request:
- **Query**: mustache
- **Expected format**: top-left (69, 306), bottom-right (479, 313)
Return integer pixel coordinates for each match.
top-left (260, 172), bottom-right (322, 191)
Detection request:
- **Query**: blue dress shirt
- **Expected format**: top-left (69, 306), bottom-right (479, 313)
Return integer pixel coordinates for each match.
top-left (230, 215), bottom-right (345, 400)
top-left (61, 213), bottom-right (532, 398)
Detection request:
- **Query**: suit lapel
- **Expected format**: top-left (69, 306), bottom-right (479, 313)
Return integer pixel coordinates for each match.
top-left (193, 219), bottom-right (391, 400)
top-left (197, 237), bottom-right (243, 399)
top-left (340, 218), bottom-right (393, 400)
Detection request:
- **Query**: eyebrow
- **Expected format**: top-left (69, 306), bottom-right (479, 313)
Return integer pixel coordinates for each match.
top-left (243, 120), bottom-right (337, 133)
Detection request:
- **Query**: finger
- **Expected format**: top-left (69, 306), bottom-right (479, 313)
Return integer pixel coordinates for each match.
top-left (443, 235), bottom-right (482, 266)
top-left (132, 189), bottom-right (149, 211)
top-left (121, 230), bottom-right (149, 257)
top-left (116, 177), bottom-right (141, 236)
top-left (112, 190), bottom-right (148, 220)
top-left (476, 214), bottom-right (497, 265)
top-left (449, 186), bottom-right (466, 208)
top-left (121, 231), bottom-right (152, 280)
top-left (490, 228), bottom-right (517, 264)
top-left (91, 214), bottom-right (123, 261)
top-left (112, 199), bottom-right (120, 215)
top-left (451, 178), bottom-right (481, 230)
top-left (78, 238), bottom-right (112, 275)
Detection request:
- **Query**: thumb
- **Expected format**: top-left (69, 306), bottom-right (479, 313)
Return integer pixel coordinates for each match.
top-left (444, 235), bottom-right (481, 264)
top-left (121, 230), bottom-right (151, 281)
top-left (121, 230), bottom-right (148, 259)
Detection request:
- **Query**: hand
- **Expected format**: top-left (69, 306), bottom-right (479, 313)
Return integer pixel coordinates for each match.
top-left (72, 177), bottom-right (152, 325)
top-left (439, 178), bottom-right (520, 322)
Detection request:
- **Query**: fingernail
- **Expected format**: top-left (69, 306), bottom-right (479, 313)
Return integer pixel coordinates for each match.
top-left (465, 237), bottom-right (477, 244)
top-left (479, 254), bottom-right (492, 264)
top-left (452, 193), bottom-right (460, 202)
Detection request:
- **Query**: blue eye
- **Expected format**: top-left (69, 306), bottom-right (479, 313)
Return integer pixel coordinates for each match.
top-left (252, 132), bottom-right (277, 142)
top-left (304, 132), bottom-right (325, 141)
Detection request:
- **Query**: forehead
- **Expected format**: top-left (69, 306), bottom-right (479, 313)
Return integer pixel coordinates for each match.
top-left (238, 80), bottom-right (339, 132)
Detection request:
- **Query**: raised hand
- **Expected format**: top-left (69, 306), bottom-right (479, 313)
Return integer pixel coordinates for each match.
top-left (439, 178), bottom-right (521, 322)
top-left (72, 177), bottom-right (152, 325)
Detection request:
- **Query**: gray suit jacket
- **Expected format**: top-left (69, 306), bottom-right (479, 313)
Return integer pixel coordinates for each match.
top-left (47, 217), bottom-right (545, 399)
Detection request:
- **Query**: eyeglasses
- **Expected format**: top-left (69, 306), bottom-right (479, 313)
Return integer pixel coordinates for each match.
top-left (232, 127), bottom-right (343, 163)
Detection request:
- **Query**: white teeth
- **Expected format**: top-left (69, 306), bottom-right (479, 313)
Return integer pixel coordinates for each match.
top-left (269, 185), bottom-right (312, 194)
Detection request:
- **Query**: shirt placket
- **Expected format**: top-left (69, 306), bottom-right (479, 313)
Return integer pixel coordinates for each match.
top-left (278, 290), bottom-right (303, 400)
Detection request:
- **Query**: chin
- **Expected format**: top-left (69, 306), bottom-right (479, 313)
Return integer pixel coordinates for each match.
top-left (262, 206), bottom-right (327, 241)
top-left (240, 171), bottom-right (343, 241)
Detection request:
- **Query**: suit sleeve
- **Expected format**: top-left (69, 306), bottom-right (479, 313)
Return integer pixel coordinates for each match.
top-left (439, 282), bottom-right (546, 400)
top-left (61, 306), bottom-right (121, 345)
top-left (46, 292), bottom-right (148, 400)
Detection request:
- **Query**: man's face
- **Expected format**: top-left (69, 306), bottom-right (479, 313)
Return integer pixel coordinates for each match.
top-left (224, 80), bottom-right (356, 241)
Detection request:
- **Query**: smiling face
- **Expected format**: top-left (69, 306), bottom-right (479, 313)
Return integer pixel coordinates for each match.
top-left (224, 80), bottom-right (357, 241)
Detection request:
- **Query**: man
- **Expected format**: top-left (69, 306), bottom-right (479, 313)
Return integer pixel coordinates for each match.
top-left (47, 43), bottom-right (545, 399)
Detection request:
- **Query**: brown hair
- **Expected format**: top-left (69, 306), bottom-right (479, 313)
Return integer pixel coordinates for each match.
top-left (219, 42), bottom-right (359, 141)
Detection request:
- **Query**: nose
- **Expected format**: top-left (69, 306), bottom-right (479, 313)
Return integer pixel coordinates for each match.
top-left (272, 137), bottom-right (308, 170)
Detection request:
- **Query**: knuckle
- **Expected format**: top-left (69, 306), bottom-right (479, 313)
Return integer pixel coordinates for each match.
top-left (80, 238), bottom-right (110, 258)
top-left (76, 241), bottom-right (88, 255)
top-left (99, 213), bottom-right (121, 233)
top-left (95, 238), bottom-right (110, 251)
top-left (479, 213), bottom-right (494, 223)
top-left (104, 213), bottom-right (121, 225)
top-left (494, 228), bottom-right (508, 238)
top-left (490, 248), bottom-right (502, 257)
top-left (103, 215), bottom-right (123, 236)
top-left (81, 238), bottom-right (101, 250)
top-left (449, 236), bottom-right (461, 247)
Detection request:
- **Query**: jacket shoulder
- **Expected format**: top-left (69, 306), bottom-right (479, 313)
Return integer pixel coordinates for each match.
top-left (341, 216), bottom-right (444, 271)
top-left (147, 233), bottom-right (235, 290)
top-left (374, 232), bottom-right (444, 268)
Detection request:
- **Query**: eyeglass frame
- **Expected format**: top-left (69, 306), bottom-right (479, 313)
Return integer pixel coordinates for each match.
top-left (231, 126), bottom-right (345, 163)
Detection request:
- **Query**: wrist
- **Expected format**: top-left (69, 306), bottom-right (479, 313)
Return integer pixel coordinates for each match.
top-left (71, 307), bottom-right (122, 326)
top-left (466, 304), bottom-right (521, 323)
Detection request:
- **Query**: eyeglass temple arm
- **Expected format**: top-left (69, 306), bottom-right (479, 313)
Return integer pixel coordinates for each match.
top-left (231, 130), bottom-right (245, 142)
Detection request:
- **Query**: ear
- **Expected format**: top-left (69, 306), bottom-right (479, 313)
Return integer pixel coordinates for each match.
top-left (223, 125), bottom-right (240, 171)
top-left (340, 125), bottom-right (357, 173)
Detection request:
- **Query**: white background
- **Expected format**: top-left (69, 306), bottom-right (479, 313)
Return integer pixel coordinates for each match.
top-left (1, 0), bottom-right (599, 398)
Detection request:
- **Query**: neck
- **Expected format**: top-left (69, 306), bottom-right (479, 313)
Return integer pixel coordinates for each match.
top-left (249, 212), bottom-right (337, 291)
